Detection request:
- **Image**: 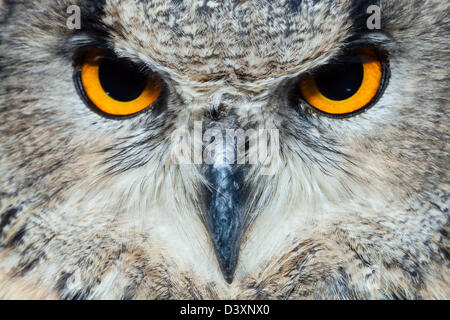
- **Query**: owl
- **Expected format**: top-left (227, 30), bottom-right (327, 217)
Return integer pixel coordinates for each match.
top-left (0, 0), bottom-right (448, 300)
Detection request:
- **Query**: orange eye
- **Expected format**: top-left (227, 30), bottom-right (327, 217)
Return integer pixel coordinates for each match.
top-left (76, 51), bottom-right (162, 117)
top-left (299, 48), bottom-right (388, 117)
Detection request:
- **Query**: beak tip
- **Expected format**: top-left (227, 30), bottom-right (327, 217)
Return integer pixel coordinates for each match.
top-left (224, 273), bottom-right (234, 284)
top-left (216, 254), bottom-right (237, 284)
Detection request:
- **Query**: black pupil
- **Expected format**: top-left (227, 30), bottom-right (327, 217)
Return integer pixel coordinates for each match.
top-left (315, 56), bottom-right (364, 101)
top-left (99, 56), bottom-right (147, 102)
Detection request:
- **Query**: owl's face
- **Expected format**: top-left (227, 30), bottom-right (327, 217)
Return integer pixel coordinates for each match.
top-left (0, 0), bottom-right (448, 299)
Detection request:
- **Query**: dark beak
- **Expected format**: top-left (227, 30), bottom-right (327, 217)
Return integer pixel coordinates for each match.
top-left (203, 132), bottom-right (246, 284)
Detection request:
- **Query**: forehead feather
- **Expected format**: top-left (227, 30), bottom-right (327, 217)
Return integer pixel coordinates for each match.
top-left (103, 0), bottom-right (353, 84)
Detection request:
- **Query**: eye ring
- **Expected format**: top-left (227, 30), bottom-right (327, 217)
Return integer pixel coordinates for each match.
top-left (298, 48), bottom-right (390, 118)
top-left (74, 50), bottom-right (162, 119)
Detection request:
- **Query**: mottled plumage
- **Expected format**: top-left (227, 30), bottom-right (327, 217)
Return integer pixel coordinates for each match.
top-left (0, 0), bottom-right (448, 299)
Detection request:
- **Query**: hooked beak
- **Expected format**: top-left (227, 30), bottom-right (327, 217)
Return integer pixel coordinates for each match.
top-left (203, 131), bottom-right (246, 284)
